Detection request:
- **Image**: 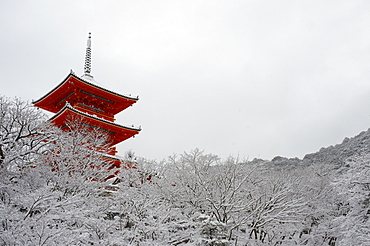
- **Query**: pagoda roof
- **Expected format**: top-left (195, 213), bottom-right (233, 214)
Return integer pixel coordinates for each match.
top-left (33, 71), bottom-right (139, 115)
top-left (50, 103), bottom-right (141, 146)
top-left (99, 152), bottom-right (125, 169)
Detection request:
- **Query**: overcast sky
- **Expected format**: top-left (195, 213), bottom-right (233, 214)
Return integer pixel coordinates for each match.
top-left (1, 0), bottom-right (370, 161)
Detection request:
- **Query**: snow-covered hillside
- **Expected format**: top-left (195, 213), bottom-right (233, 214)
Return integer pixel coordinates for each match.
top-left (253, 127), bottom-right (370, 169)
top-left (302, 128), bottom-right (370, 167)
top-left (1, 96), bottom-right (369, 245)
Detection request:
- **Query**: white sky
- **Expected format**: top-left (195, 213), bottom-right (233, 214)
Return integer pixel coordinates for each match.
top-left (1, 0), bottom-right (370, 161)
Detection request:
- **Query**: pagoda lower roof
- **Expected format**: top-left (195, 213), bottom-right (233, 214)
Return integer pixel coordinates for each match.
top-left (33, 71), bottom-right (138, 115)
top-left (50, 103), bottom-right (141, 146)
top-left (98, 152), bottom-right (125, 168)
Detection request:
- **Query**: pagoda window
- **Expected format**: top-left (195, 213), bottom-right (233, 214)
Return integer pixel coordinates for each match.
top-left (78, 103), bottom-right (105, 113)
top-left (79, 122), bottom-right (115, 134)
top-left (56, 92), bottom-right (75, 105)
top-left (80, 90), bottom-right (114, 103)
top-left (60, 125), bottom-right (68, 130)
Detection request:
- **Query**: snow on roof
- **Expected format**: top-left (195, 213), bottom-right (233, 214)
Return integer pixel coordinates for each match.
top-left (34, 71), bottom-right (139, 105)
top-left (51, 102), bottom-right (141, 132)
top-left (80, 73), bottom-right (101, 86)
top-left (100, 152), bottom-right (125, 162)
top-left (75, 72), bottom-right (139, 101)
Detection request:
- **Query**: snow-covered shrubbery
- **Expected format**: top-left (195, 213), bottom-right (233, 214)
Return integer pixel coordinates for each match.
top-left (0, 96), bottom-right (369, 245)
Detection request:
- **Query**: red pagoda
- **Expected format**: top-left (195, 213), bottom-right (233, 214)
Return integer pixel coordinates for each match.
top-left (33, 33), bottom-right (141, 168)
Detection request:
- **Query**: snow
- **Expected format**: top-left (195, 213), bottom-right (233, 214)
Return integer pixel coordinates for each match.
top-left (56, 102), bottom-right (141, 131)
top-left (2, 96), bottom-right (370, 245)
top-left (80, 73), bottom-right (98, 84)
top-left (78, 72), bottom-right (139, 100)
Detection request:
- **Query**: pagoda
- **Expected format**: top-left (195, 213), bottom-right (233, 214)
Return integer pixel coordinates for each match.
top-left (33, 33), bottom-right (141, 168)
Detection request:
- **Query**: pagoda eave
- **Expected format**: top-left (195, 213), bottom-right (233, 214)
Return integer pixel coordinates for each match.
top-left (33, 72), bottom-right (139, 115)
top-left (50, 104), bottom-right (141, 146)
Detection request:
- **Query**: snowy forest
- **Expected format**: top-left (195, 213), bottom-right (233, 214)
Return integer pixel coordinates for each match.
top-left (0, 95), bottom-right (369, 246)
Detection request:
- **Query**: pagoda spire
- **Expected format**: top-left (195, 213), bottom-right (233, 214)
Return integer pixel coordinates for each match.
top-left (84, 32), bottom-right (92, 76)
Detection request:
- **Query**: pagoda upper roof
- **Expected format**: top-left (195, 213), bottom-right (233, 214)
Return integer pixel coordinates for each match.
top-left (33, 71), bottom-right (139, 115)
top-left (49, 103), bottom-right (141, 147)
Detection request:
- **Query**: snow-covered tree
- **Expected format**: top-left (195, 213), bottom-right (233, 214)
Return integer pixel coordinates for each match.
top-left (0, 96), bottom-right (48, 170)
top-left (159, 149), bottom-right (310, 245)
top-left (0, 96), bottom-right (116, 245)
top-left (330, 154), bottom-right (370, 245)
top-left (2, 96), bottom-right (369, 245)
